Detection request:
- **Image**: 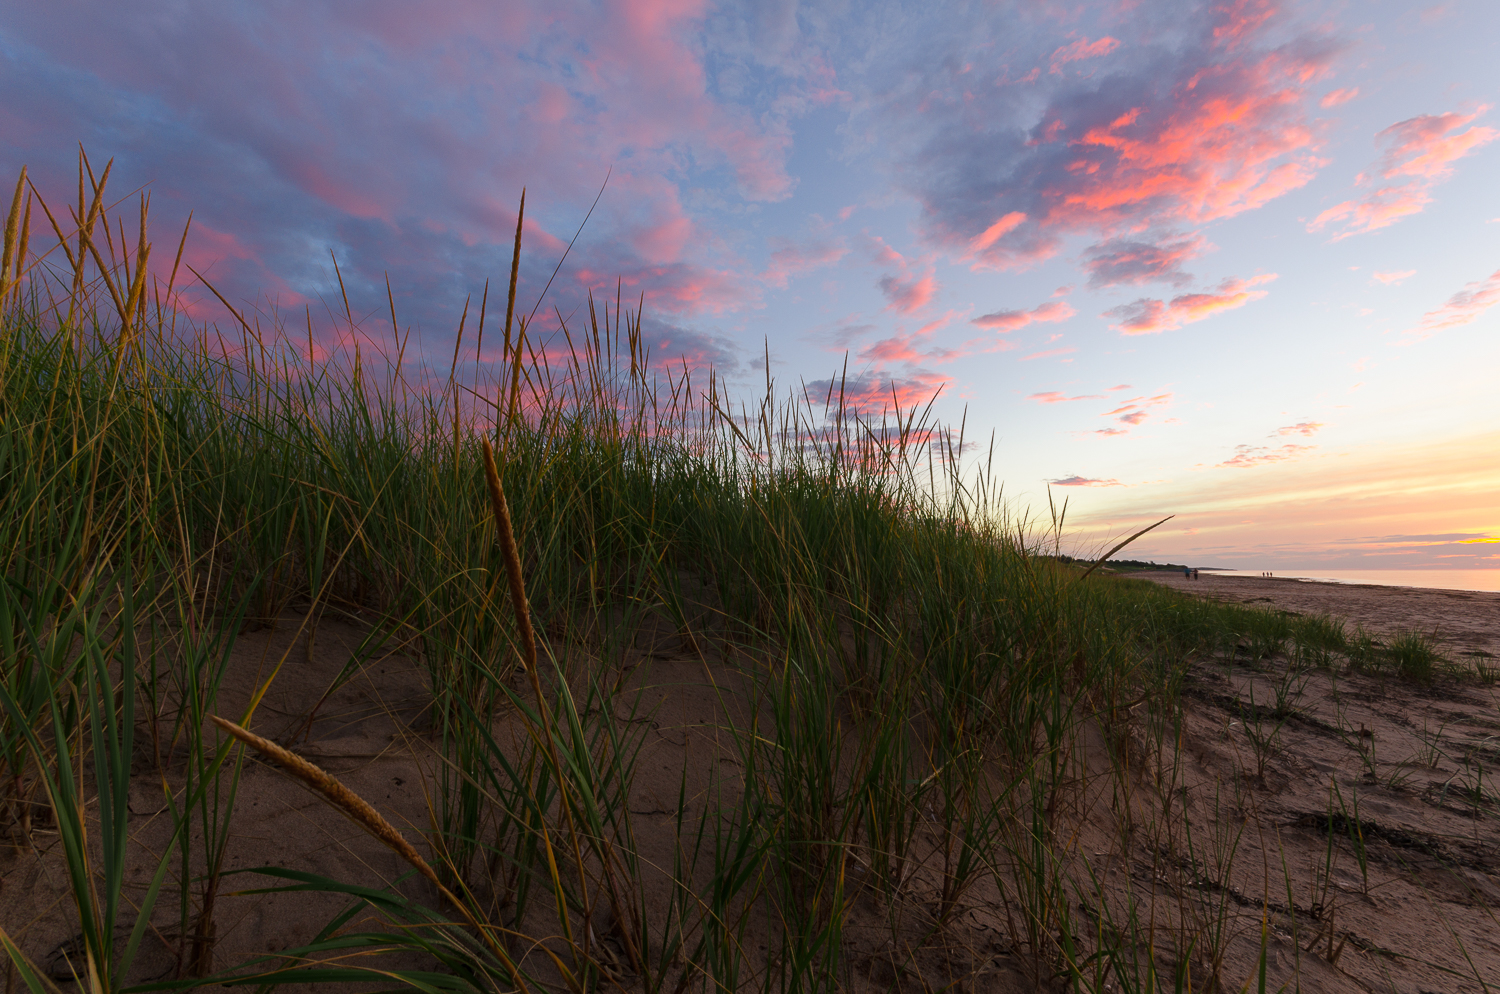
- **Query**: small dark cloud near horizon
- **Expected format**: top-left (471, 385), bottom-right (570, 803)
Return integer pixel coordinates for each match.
top-left (1048, 475), bottom-right (1123, 487)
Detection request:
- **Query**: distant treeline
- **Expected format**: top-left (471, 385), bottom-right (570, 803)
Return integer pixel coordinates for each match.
top-left (1052, 555), bottom-right (1190, 571)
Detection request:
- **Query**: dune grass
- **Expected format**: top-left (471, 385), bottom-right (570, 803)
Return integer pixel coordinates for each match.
top-left (0, 155), bottom-right (1475, 993)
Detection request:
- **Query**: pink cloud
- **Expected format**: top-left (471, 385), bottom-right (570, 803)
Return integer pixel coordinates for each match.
top-left (967, 212), bottom-right (1027, 255)
top-left (1402, 268), bottom-right (1500, 341)
top-left (1309, 108), bottom-right (1497, 240)
top-left (1372, 269), bottom-right (1415, 285)
top-left (804, 369), bottom-right (953, 419)
top-left (761, 237), bottom-right (849, 288)
top-left (1099, 391), bottom-right (1173, 431)
top-left (878, 272), bottom-right (938, 313)
top-left (1029, 391), bottom-right (1104, 403)
top-left (1276, 422), bottom-right (1323, 436)
top-left (1105, 274), bottom-right (1275, 334)
top-left (1021, 346), bottom-right (1078, 361)
top-left (1377, 108), bottom-right (1498, 180)
top-left (574, 258), bottom-right (744, 316)
top-left (1308, 186), bottom-right (1432, 240)
top-left (863, 235), bottom-right (906, 268)
top-left (1047, 475), bottom-right (1123, 487)
top-left (1082, 233), bottom-right (1208, 287)
top-left (1218, 442), bottom-right (1315, 468)
top-left (1319, 87), bottom-right (1358, 109)
top-left (890, 4), bottom-right (1334, 278)
top-left (972, 299), bottom-right (1075, 332)
top-left (855, 309), bottom-right (968, 367)
top-left (1049, 36), bottom-right (1122, 75)
top-left (1, 0), bottom-right (803, 353)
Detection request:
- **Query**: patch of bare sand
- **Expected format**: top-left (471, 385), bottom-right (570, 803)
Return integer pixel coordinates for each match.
top-left (7, 592), bottom-right (1500, 992)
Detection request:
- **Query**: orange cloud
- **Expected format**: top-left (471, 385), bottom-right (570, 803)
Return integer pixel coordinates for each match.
top-left (1320, 87), bottom-right (1358, 108)
top-left (1372, 269), bottom-right (1415, 285)
top-left (1104, 274), bottom-right (1275, 334)
top-left (1276, 422), bottom-right (1324, 437)
top-left (1402, 268), bottom-right (1500, 341)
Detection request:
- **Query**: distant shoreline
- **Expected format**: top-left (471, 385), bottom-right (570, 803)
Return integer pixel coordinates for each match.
top-left (1093, 564), bottom-right (1500, 595)
top-left (1125, 570), bottom-right (1500, 659)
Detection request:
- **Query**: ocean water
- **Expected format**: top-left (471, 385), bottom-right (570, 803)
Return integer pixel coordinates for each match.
top-left (1206, 569), bottom-right (1500, 594)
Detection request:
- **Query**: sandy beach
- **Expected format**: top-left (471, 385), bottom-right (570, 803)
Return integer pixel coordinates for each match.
top-left (1126, 570), bottom-right (1500, 663)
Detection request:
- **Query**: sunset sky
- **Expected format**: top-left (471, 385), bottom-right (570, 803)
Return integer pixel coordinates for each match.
top-left (3, 0), bottom-right (1496, 569)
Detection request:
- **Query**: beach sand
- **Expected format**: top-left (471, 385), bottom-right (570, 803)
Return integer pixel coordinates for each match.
top-left (7, 583), bottom-right (1500, 991)
top-left (1126, 569), bottom-right (1500, 662)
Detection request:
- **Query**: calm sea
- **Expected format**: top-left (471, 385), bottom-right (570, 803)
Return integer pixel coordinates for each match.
top-left (1206, 569), bottom-right (1500, 594)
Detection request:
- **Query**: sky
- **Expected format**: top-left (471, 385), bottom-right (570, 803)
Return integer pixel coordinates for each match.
top-left (3, 0), bottom-right (1497, 569)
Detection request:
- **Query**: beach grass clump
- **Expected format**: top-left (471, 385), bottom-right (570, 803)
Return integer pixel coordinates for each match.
top-left (0, 154), bottom-right (1425, 993)
top-left (1290, 613), bottom-right (1347, 669)
top-left (1386, 628), bottom-right (1444, 685)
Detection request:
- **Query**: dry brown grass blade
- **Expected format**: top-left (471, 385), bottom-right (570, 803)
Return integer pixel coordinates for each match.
top-left (1076, 514), bottom-right (1174, 583)
top-left (480, 438), bottom-right (538, 674)
top-left (1, 166), bottom-right (26, 303)
top-left (14, 192), bottom-right (31, 299)
top-left (502, 189), bottom-right (524, 361)
top-left (209, 715), bottom-right (442, 888)
top-left (208, 717), bottom-right (545, 992)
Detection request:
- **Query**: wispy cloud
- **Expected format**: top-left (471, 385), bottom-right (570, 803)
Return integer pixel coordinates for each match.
top-left (972, 299), bottom-right (1076, 332)
top-left (1372, 269), bottom-right (1415, 285)
top-left (1401, 268), bottom-right (1500, 341)
top-left (1047, 475), bottom-right (1123, 487)
top-left (1105, 274), bottom-right (1276, 334)
top-left (1098, 392), bottom-right (1173, 432)
top-left (1320, 87), bottom-right (1358, 108)
top-left (761, 237), bottom-right (848, 288)
top-left (1218, 442), bottom-right (1315, 467)
top-left (1029, 391), bottom-right (1104, 404)
top-left (1309, 107), bottom-right (1498, 240)
top-left (1048, 36), bottom-right (1122, 75)
top-left (1276, 421), bottom-right (1324, 436)
top-left (1021, 346), bottom-right (1078, 362)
